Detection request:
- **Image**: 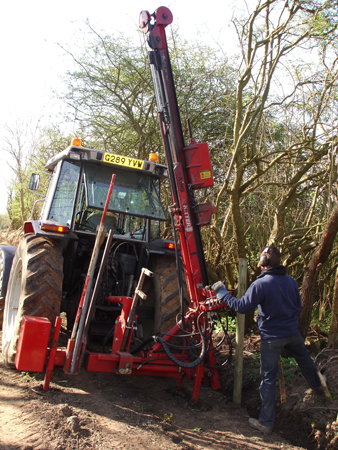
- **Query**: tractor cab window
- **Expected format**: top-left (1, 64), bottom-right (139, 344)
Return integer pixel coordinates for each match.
top-left (84, 164), bottom-right (167, 220)
top-left (48, 160), bottom-right (81, 226)
top-left (75, 163), bottom-right (167, 240)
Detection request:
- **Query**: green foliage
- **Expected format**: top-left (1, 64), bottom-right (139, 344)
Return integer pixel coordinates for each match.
top-left (62, 29), bottom-right (160, 159)
top-left (62, 26), bottom-right (235, 164)
top-left (163, 413), bottom-right (173, 423)
top-left (214, 316), bottom-right (236, 334)
top-left (138, 402), bottom-right (154, 414)
top-left (20, 371), bottom-right (37, 382)
top-left (280, 357), bottom-right (300, 382)
top-left (311, 306), bottom-right (332, 335)
top-left (325, 396), bottom-right (332, 406)
top-left (247, 371), bottom-right (257, 383)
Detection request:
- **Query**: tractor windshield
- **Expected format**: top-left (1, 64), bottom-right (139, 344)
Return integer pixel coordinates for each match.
top-left (46, 159), bottom-right (167, 239)
top-left (84, 164), bottom-right (166, 220)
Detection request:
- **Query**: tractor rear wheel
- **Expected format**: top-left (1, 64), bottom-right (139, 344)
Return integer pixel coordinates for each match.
top-left (2, 235), bottom-right (63, 366)
top-left (0, 245), bottom-right (17, 329)
top-left (150, 255), bottom-right (188, 335)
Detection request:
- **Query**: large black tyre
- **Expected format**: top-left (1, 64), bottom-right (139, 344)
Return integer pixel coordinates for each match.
top-left (149, 255), bottom-right (188, 335)
top-left (2, 235), bottom-right (63, 366)
top-left (0, 245), bottom-right (17, 329)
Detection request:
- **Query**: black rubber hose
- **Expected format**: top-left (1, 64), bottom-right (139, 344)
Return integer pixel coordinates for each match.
top-left (174, 313), bottom-right (200, 337)
top-left (157, 339), bottom-right (203, 350)
top-left (206, 312), bottom-right (233, 369)
top-left (110, 256), bottom-right (126, 296)
top-left (155, 312), bottom-right (209, 369)
top-left (130, 336), bottom-right (155, 355)
top-left (156, 334), bottom-right (207, 368)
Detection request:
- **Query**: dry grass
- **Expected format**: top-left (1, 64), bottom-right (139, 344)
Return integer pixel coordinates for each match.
top-left (0, 227), bottom-right (23, 247)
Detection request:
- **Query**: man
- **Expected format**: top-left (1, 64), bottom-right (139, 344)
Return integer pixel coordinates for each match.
top-left (212, 245), bottom-right (322, 435)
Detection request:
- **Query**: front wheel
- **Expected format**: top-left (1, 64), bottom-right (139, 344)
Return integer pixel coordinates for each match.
top-left (2, 235), bottom-right (63, 366)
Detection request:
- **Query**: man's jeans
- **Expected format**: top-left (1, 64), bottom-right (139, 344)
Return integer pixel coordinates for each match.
top-left (259, 332), bottom-right (321, 428)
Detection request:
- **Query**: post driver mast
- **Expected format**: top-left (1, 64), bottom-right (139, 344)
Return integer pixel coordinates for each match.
top-left (140, 7), bottom-right (216, 305)
top-left (139, 7), bottom-right (221, 393)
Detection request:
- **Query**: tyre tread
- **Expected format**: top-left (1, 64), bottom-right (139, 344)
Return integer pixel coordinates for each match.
top-left (2, 235), bottom-right (63, 365)
top-left (150, 255), bottom-right (188, 334)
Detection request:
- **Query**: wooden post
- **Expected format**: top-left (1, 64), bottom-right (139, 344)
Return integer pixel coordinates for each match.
top-left (233, 258), bottom-right (247, 405)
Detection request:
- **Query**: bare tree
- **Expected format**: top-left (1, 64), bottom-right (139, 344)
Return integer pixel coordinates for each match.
top-left (212, 0), bottom-right (338, 270)
top-left (300, 203), bottom-right (338, 336)
top-left (2, 121), bottom-right (39, 226)
top-left (3, 122), bottom-right (70, 228)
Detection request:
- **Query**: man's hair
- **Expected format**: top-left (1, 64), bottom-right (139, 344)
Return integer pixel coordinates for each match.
top-left (260, 245), bottom-right (281, 267)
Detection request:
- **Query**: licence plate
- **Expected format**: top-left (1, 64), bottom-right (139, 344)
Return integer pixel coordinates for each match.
top-left (103, 153), bottom-right (144, 170)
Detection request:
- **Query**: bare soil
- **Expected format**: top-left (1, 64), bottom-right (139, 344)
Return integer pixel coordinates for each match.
top-left (1, 327), bottom-right (338, 450)
top-left (1, 230), bottom-right (337, 449)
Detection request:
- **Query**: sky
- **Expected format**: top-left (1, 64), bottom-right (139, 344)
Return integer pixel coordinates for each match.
top-left (0, 0), bottom-right (237, 215)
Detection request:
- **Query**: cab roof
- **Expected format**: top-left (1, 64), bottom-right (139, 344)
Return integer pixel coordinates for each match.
top-left (45, 145), bottom-right (168, 178)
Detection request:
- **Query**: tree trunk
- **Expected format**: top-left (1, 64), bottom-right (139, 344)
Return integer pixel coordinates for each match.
top-left (231, 190), bottom-right (246, 259)
top-left (19, 188), bottom-right (25, 226)
top-left (328, 266), bottom-right (338, 348)
top-left (300, 204), bottom-right (338, 337)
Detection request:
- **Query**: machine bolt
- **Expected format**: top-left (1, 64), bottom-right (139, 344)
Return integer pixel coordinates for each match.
top-left (115, 338), bottom-right (119, 341)
top-left (156, 36), bottom-right (161, 42)
top-left (162, 13), bottom-right (167, 19)
top-left (126, 363), bottom-right (131, 368)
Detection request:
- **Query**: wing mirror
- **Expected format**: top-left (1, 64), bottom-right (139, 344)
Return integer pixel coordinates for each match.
top-left (29, 173), bottom-right (40, 191)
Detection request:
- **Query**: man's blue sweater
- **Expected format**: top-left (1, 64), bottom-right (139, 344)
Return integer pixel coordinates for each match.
top-left (222, 265), bottom-right (302, 339)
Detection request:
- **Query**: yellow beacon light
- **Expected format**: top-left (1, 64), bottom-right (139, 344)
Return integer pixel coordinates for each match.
top-left (149, 153), bottom-right (158, 163)
top-left (71, 138), bottom-right (82, 147)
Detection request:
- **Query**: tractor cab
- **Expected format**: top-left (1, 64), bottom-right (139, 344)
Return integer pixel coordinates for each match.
top-left (29, 141), bottom-right (168, 243)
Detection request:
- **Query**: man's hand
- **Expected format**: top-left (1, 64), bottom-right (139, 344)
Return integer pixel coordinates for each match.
top-left (212, 281), bottom-right (229, 300)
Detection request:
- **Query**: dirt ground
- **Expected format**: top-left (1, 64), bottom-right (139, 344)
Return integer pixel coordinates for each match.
top-left (1, 230), bottom-right (338, 450)
top-left (1, 327), bottom-right (338, 450)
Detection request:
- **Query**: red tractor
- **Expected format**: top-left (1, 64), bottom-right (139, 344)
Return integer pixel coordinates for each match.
top-left (0, 7), bottom-right (230, 401)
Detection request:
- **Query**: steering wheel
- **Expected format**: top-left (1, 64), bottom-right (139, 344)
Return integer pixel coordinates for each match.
top-left (84, 213), bottom-right (117, 232)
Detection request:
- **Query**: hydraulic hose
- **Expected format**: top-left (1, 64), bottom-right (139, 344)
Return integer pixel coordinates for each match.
top-left (130, 336), bottom-right (155, 355)
top-left (206, 312), bottom-right (233, 369)
top-left (155, 311), bottom-right (209, 369)
top-left (155, 333), bottom-right (207, 369)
